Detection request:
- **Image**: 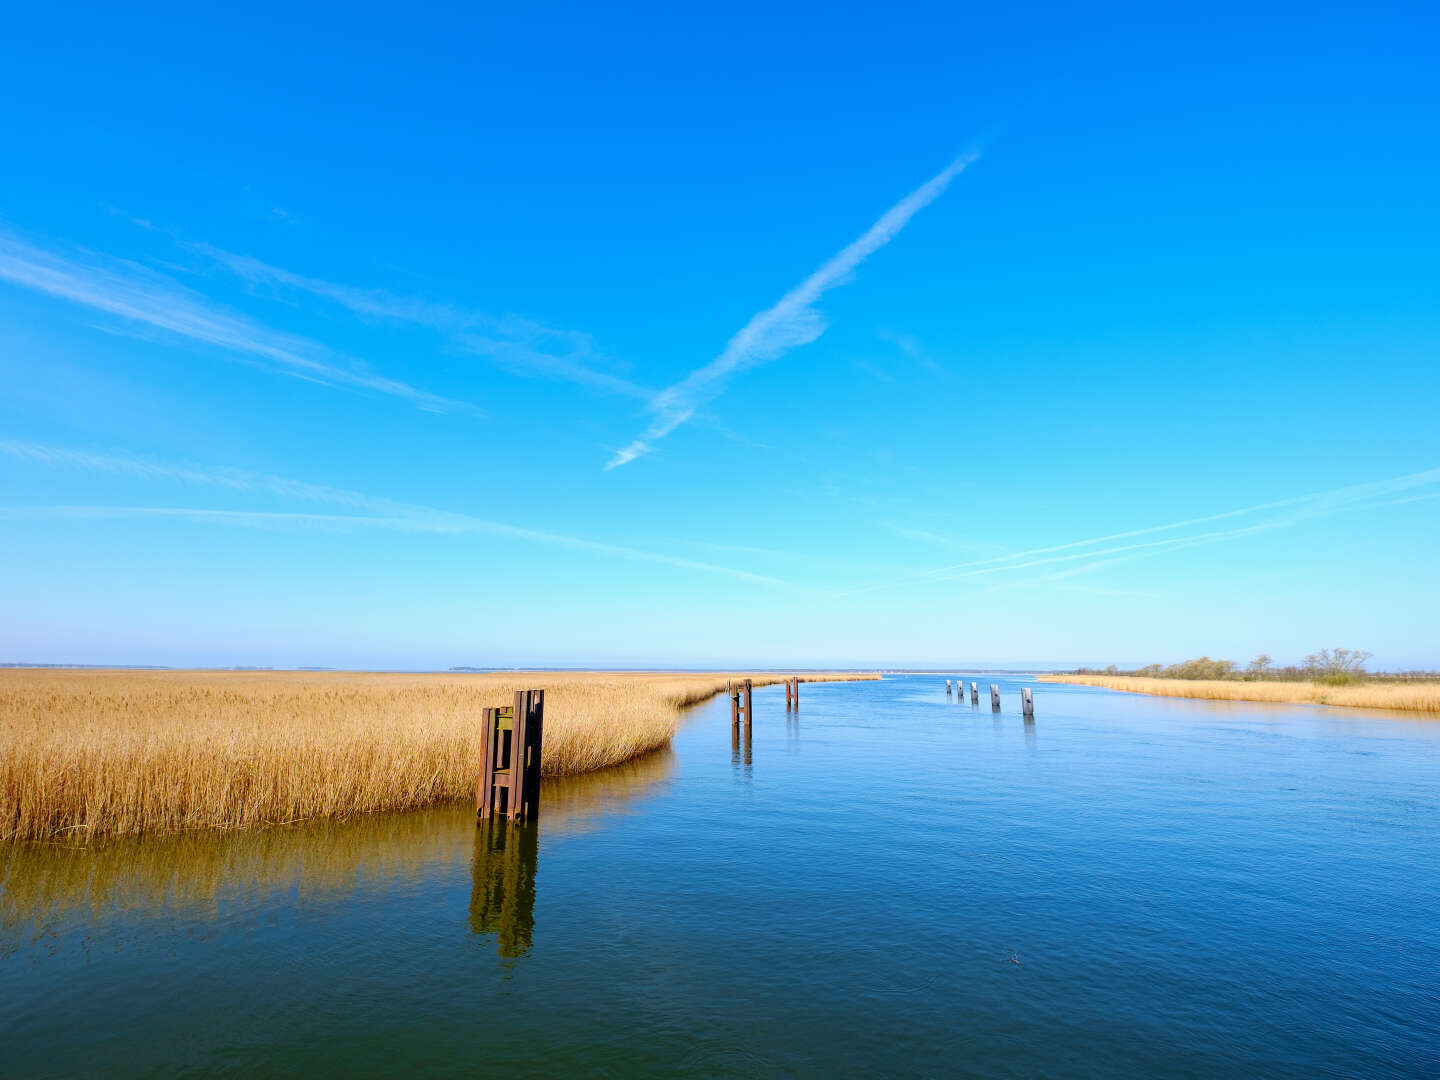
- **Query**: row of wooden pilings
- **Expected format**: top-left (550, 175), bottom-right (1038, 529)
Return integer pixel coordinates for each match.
top-left (945, 678), bottom-right (1035, 717)
top-left (728, 676), bottom-right (802, 728)
top-left (475, 677), bottom-right (1027, 826)
top-left (476, 679), bottom-right (805, 824)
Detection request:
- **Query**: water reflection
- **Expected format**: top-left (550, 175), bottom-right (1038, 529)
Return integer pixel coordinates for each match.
top-left (731, 724), bottom-right (753, 775)
top-left (1, 747), bottom-right (675, 948)
top-left (469, 819), bottom-right (537, 957)
top-left (1024, 717), bottom-right (1037, 751)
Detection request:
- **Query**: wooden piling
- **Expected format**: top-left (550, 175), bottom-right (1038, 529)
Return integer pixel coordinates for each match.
top-left (792, 677), bottom-right (799, 707)
top-left (786, 679), bottom-right (794, 709)
top-left (477, 689), bottom-right (544, 822)
top-left (1022, 687), bottom-right (1034, 717)
top-left (970, 681), bottom-right (979, 704)
top-left (731, 679), bottom-right (753, 726)
top-left (989, 683), bottom-right (1001, 711)
top-left (946, 679), bottom-right (952, 694)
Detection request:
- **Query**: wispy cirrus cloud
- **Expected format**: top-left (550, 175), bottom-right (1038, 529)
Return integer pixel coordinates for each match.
top-left (0, 231), bottom-right (465, 412)
top-left (876, 328), bottom-right (942, 373)
top-left (186, 242), bottom-right (650, 398)
top-left (605, 152), bottom-right (980, 469)
top-left (838, 465), bottom-right (1440, 598)
top-left (0, 439), bottom-right (786, 586)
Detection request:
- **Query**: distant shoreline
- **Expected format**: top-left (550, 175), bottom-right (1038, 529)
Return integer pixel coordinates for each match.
top-left (1039, 674), bottom-right (1440, 714)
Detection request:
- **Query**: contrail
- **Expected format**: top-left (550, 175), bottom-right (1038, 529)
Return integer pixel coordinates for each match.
top-left (0, 231), bottom-right (464, 411)
top-left (606, 151), bottom-right (980, 469)
top-left (837, 465), bottom-right (1440, 597)
top-left (0, 440), bottom-right (789, 586)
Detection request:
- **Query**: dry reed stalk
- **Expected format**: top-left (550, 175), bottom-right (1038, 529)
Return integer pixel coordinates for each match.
top-left (1038, 674), bottom-right (1440, 713)
top-left (1, 746), bottom-right (677, 933)
top-left (0, 670), bottom-right (874, 843)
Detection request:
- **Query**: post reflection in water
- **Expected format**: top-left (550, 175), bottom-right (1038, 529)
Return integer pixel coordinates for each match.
top-left (1024, 716), bottom-right (1037, 750)
top-left (466, 747), bottom-right (677, 959)
top-left (469, 818), bottom-right (538, 958)
top-left (731, 723), bottom-right (752, 776)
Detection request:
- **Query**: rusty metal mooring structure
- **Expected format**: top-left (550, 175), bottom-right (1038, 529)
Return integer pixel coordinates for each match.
top-left (477, 689), bottom-right (545, 822)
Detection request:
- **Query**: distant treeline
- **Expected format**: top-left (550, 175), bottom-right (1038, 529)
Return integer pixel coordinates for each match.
top-left (1073, 648), bottom-right (1436, 686)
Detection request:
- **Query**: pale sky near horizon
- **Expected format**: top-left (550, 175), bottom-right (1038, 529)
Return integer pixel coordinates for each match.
top-left (2, 2), bottom-right (1438, 670)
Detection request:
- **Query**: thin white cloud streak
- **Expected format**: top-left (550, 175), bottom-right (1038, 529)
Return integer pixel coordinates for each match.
top-left (187, 242), bottom-right (650, 399)
top-left (836, 466), bottom-right (1440, 598)
top-left (881, 522), bottom-right (1001, 553)
top-left (944, 522), bottom-right (1289, 583)
top-left (453, 335), bottom-right (650, 400)
top-left (973, 523), bottom-right (1310, 597)
top-left (0, 232), bottom-right (464, 412)
top-left (606, 152), bottom-right (980, 469)
top-left (188, 242), bottom-right (475, 328)
top-left (0, 440), bottom-right (787, 586)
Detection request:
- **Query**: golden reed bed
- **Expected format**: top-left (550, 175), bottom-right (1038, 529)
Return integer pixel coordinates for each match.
top-left (2, 749), bottom-right (678, 935)
top-left (0, 669), bottom-right (874, 843)
top-left (1039, 674), bottom-right (1440, 713)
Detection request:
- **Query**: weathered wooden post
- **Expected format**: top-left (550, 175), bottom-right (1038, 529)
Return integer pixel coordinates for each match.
top-left (477, 689), bottom-right (545, 822)
top-left (970, 681), bottom-right (979, 705)
top-left (786, 678), bottom-right (794, 709)
top-left (731, 679), bottom-right (752, 726)
top-left (989, 683), bottom-right (1001, 711)
top-left (945, 679), bottom-right (952, 694)
top-left (743, 678), bottom-right (753, 726)
top-left (1022, 687), bottom-right (1035, 717)
top-left (791, 677), bottom-right (799, 708)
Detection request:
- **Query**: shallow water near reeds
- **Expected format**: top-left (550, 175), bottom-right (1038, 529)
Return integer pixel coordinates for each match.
top-left (4, 676), bottom-right (1439, 1077)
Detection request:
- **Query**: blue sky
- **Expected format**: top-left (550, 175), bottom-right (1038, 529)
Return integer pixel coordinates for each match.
top-left (2, 1), bottom-right (1437, 669)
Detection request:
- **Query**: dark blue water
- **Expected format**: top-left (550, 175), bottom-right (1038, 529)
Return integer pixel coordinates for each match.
top-left (4, 676), bottom-right (1439, 1076)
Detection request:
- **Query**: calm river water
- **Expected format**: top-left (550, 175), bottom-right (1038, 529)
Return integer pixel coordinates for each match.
top-left (3, 676), bottom-right (1439, 1076)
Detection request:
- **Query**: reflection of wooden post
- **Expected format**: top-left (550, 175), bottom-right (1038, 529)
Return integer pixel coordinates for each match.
top-left (477, 689), bottom-right (544, 822)
top-left (469, 818), bottom-right (538, 958)
top-left (990, 684), bottom-right (1001, 711)
top-left (1022, 687), bottom-right (1035, 717)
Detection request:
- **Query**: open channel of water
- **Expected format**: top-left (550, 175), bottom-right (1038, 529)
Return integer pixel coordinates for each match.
top-left (3, 675), bottom-right (1438, 1076)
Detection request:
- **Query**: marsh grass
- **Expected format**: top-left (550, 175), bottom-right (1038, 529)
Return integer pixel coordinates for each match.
top-left (1, 746), bottom-right (677, 936)
top-left (1039, 674), bottom-right (1440, 713)
top-left (0, 669), bottom-right (872, 843)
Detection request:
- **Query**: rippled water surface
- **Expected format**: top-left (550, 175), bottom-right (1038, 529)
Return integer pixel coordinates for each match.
top-left (4, 676), bottom-right (1439, 1076)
